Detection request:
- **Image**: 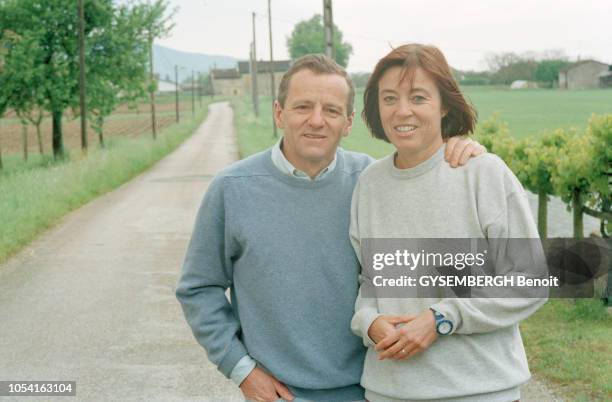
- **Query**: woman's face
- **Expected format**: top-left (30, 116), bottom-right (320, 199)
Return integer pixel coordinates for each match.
top-left (378, 66), bottom-right (447, 167)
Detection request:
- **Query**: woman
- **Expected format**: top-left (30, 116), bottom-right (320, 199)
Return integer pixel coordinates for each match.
top-left (350, 44), bottom-right (546, 402)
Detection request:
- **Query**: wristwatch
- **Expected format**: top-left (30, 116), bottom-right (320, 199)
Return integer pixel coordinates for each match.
top-left (430, 308), bottom-right (453, 335)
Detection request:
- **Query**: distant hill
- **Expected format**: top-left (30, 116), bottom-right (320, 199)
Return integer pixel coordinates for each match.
top-left (153, 44), bottom-right (238, 82)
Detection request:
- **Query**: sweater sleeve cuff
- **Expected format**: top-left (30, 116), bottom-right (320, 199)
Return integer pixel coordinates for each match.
top-left (217, 337), bottom-right (249, 378)
top-left (430, 301), bottom-right (461, 335)
top-left (353, 309), bottom-right (381, 347)
top-left (230, 355), bottom-right (257, 385)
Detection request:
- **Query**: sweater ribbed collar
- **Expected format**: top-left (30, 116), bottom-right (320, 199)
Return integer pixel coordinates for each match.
top-left (388, 144), bottom-right (446, 179)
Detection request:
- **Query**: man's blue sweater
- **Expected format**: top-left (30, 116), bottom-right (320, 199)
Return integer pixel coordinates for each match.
top-left (176, 147), bottom-right (373, 401)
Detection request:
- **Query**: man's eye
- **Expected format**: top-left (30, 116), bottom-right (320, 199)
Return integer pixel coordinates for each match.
top-left (326, 108), bottom-right (341, 115)
top-left (295, 105), bottom-right (309, 111)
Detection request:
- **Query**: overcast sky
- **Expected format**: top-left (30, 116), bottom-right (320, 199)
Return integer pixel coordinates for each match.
top-left (156, 0), bottom-right (612, 72)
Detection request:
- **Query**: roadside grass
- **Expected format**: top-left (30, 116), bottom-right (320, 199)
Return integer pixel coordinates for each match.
top-left (231, 93), bottom-right (612, 401)
top-left (0, 101), bottom-right (215, 263)
top-left (521, 299), bottom-right (612, 402)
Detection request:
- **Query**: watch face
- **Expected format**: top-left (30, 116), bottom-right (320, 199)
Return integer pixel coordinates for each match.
top-left (439, 321), bottom-right (452, 334)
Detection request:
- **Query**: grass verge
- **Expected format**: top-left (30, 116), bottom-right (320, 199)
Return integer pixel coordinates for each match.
top-left (231, 94), bottom-right (612, 401)
top-left (521, 299), bottom-right (611, 402)
top-left (0, 101), bottom-right (215, 263)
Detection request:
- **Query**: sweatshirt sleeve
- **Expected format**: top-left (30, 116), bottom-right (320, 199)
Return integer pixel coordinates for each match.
top-left (175, 175), bottom-right (248, 378)
top-left (349, 178), bottom-right (380, 346)
top-left (431, 186), bottom-right (548, 335)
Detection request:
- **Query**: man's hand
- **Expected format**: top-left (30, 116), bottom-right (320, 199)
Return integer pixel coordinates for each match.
top-left (374, 310), bottom-right (438, 360)
top-left (445, 136), bottom-right (486, 167)
top-left (239, 367), bottom-right (294, 402)
top-left (368, 315), bottom-right (415, 344)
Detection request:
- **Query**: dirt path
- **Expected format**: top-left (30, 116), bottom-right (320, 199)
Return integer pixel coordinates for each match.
top-left (0, 102), bottom-right (243, 401)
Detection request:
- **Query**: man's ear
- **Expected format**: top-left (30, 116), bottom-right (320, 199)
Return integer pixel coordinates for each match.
top-left (343, 110), bottom-right (355, 138)
top-left (273, 100), bottom-right (284, 129)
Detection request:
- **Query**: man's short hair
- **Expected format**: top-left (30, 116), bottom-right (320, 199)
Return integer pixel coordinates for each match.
top-left (362, 43), bottom-right (477, 142)
top-left (277, 54), bottom-right (355, 116)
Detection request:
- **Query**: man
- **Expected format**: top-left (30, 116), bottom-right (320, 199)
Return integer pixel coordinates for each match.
top-left (176, 54), bottom-right (484, 402)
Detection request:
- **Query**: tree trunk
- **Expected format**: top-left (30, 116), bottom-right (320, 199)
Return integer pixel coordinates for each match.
top-left (572, 190), bottom-right (583, 239)
top-left (22, 123), bottom-right (29, 162)
top-left (52, 110), bottom-right (65, 159)
top-left (36, 124), bottom-right (44, 154)
top-left (149, 38), bottom-right (157, 139)
top-left (537, 191), bottom-right (547, 239)
top-left (98, 130), bottom-right (105, 148)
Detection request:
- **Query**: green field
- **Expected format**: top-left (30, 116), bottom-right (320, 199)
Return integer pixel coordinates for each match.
top-left (233, 88), bottom-right (612, 159)
top-left (461, 86), bottom-right (612, 138)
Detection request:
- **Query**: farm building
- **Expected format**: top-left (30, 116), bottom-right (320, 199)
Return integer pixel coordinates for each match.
top-left (210, 60), bottom-right (290, 97)
top-left (210, 68), bottom-right (243, 97)
top-left (156, 79), bottom-right (177, 94)
top-left (599, 66), bottom-right (612, 88)
top-left (558, 60), bottom-right (610, 89)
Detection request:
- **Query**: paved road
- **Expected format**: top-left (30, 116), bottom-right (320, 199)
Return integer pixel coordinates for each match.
top-left (0, 101), bottom-right (569, 401)
top-left (0, 102), bottom-right (243, 401)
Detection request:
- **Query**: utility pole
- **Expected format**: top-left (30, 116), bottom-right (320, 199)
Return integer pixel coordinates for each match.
top-left (148, 34), bottom-right (157, 139)
top-left (198, 72), bottom-right (202, 107)
top-left (251, 12), bottom-right (259, 117)
top-left (78, 0), bottom-right (88, 150)
top-left (268, 0), bottom-right (277, 138)
top-left (209, 67), bottom-right (214, 99)
top-left (191, 70), bottom-right (195, 116)
top-left (175, 65), bottom-right (180, 123)
top-left (323, 0), bottom-right (334, 60)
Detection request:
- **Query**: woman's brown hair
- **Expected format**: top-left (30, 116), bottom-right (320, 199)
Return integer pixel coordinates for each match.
top-left (362, 44), bottom-right (477, 142)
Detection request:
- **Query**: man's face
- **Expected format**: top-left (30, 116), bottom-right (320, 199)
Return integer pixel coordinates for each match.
top-left (274, 69), bottom-right (354, 172)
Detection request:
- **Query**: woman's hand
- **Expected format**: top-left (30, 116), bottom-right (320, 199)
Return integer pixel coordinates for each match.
top-left (374, 310), bottom-right (438, 360)
top-left (368, 315), bottom-right (415, 344)
top-left (445, 136), bottom-right (486, 167)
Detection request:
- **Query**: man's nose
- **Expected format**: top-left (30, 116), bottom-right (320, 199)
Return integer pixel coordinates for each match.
top-left (307, 105), bottom-right (325, 128)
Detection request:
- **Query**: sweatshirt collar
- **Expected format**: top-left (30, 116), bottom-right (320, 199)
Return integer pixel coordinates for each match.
top-left (388, 144), bottom-right (446, 179)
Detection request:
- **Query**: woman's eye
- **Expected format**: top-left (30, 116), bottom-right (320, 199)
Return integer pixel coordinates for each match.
top-left (383, 96), bottom-right (396, 103)
top-left (413, 96), bottom-right (426, 104)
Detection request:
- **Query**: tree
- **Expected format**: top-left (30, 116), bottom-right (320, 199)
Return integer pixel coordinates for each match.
top-left (287, 14), bottom-right (353, 67)
top-left (0, 30), bottom-right (46, 158)
top-left (484, 52), bottom-right (521, 73)
top-left (85, 2), bottom-right (149, 147)
top-left (491, 60), bottom-right (538, 85)
top-left (520, 130), bottom-right (570, 238)
top-left (136, 0), bottom-right (175, 139)
top-left (535, 59), bottom-right (569, 87)
top-left (584, 114), bottom-right (612, 237)
top-left (0, 0), bottom-right (154, 159)
top-left (552, 133), bottom-right (593, 239)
